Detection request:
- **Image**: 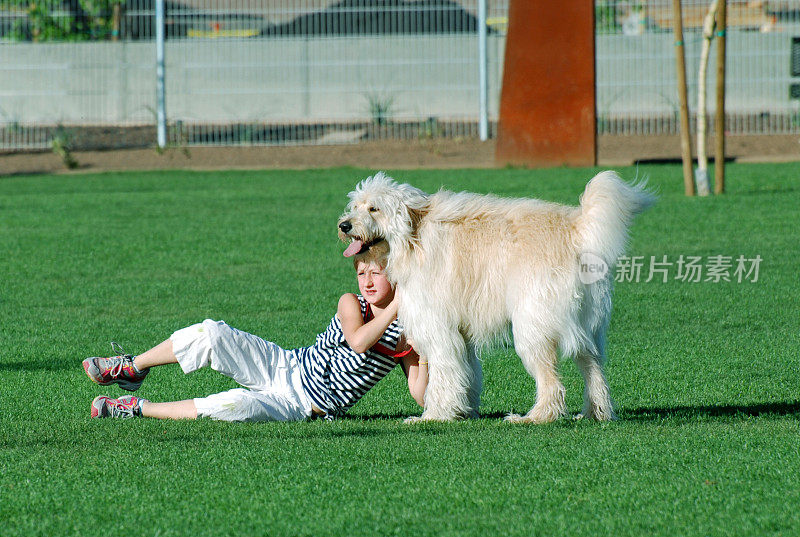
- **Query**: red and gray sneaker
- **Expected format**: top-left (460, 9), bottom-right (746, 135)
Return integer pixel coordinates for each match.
top-left (82, 342), bottom-right (149, 391)
top-left (91, 395), bottom-right (147, 419)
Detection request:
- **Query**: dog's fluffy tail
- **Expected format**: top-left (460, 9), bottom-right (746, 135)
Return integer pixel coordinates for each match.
top-left (577, 170), bottom-right (657, 268)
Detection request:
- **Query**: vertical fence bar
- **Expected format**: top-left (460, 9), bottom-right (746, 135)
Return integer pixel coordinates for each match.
top-left (155, 0), bottom-right (167, 148)
top-left (478, 0), bottom-right (489, 141)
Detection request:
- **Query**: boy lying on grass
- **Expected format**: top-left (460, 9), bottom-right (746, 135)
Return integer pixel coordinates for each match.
top-left (84, 242), bottom-right (427, 421)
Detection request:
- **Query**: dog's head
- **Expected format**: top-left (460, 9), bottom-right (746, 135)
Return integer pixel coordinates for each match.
top-left (338, 172), bottom-right (429, 257)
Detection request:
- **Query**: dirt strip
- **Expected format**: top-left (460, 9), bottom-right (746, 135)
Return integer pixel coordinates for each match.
top-left (1, 135), bottom-right (797, 176)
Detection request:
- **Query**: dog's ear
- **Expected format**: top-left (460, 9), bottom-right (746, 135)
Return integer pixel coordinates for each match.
top-left (408, 204), bottom-right (428, 235)
top-left (398, 184), bottom-right (430, 235)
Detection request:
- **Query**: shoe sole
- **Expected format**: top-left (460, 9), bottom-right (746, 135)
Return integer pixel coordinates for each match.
top-left (82, 359), bottom-right (143, 392)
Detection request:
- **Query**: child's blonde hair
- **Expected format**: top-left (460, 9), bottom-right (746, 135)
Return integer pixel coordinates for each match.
top-left (352, 240), bottom-right (389, 269)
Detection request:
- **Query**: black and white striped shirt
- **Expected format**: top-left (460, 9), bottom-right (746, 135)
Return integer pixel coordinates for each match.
top-left (298, 295), bottom-right (406, 419)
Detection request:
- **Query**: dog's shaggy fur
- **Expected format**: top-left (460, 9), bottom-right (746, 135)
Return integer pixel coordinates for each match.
top-left (338, 171), bottom-right (655, 423)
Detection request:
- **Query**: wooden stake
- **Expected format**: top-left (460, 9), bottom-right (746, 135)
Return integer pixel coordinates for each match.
top-left (714, 0), bottom-right (727, 195)
top-left (696, 0), bottom-right (718, 197)
top-left (672, 0), bottom-right (695, 196)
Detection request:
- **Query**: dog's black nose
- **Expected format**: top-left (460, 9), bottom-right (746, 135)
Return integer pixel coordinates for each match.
top-left (339, 221), bottom-right (352, 233)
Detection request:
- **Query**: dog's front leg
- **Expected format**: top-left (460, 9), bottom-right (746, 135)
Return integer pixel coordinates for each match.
top-left (423, 335), bottom-right (471, 421)
top-left (465, 343), bottom-right (482, 418)
top-left (404, 322), bottom-right (472, 422)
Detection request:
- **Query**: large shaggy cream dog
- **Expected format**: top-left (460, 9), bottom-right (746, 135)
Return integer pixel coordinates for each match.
top-left (338, 172), bottom-right (655, 423)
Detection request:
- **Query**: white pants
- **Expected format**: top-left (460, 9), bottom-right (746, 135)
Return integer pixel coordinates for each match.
top-left (171, 319), bottom-right (314, 422)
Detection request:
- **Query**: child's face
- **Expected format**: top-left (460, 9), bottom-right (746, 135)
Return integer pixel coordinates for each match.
top-left (356, 261), bottom-right (394, 308)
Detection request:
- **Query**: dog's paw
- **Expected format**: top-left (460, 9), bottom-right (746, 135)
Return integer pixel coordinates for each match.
top-left (404, 410), bottom-right (466, 423)
top-left (578, 405), bottom-right (618, 422)
top-left (504, 413), bottom-right (532, 424)
top-left (504, 409), bottom-right (564, 424)
top-left (404, 414), bottom-right (449, 424)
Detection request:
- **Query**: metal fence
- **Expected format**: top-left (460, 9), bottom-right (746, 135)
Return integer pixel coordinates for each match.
top-left (0, 0), bottom-right (508, 150)
top-left (596, 0), bottom-right (800, 135)
top-left (1, 1), bottom-right (799, 151)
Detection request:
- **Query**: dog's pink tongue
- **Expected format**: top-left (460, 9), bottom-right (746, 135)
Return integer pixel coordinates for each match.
top-left (343, 240), bottom-right (364, 257)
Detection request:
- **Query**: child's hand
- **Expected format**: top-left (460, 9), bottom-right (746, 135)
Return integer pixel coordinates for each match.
top-left (386, 295), bottom-right (400, 319)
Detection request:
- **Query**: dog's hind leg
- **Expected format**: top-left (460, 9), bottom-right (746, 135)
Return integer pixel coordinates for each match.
top-left (574, 351), bottom-right (615, 421)
top-left (506, 327), bottom-right (566, 424)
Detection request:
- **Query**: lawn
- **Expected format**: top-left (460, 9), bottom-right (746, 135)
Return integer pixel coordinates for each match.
top-left (1, 164), bottom-right (798, 537)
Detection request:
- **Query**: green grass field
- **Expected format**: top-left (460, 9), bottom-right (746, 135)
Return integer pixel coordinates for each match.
top-left (2, 164), bottom-right (798, 537)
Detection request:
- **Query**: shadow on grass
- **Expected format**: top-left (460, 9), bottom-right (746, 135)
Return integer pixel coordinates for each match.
top-left (348, 411), bottom-right (514, 421)
top-left (623, 401), bottom-right (800, 421)
top-left (343, 412), bottom-right (416, 421)
top-left (356, 405), bottom-right (800, 424)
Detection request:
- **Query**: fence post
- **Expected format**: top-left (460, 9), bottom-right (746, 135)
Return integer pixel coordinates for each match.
top-left (156, 0), bottom-right (167, 149)
top-left (478, 0), bottom-right (489, 141)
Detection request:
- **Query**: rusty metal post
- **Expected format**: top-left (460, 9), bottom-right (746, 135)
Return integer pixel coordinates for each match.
top-left (495, 0), bottom-right (596, 167)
